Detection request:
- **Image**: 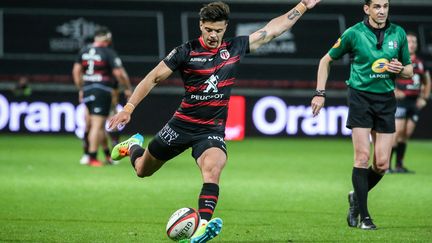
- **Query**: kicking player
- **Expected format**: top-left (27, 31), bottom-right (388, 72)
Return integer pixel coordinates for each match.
top-left (311, 0), bottom-right (413, 230)
top-left (108, 0), bottom-right (320, 242)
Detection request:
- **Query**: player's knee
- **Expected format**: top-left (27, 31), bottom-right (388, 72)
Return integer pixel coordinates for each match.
top-left (374, 163), bottom-right (388, 173)
top-left (374, 157), bottom-right (390, 172)
top-left (136, 169), bottom-right (155, 178)
top-left (354, 151), bottom-right (370, 165)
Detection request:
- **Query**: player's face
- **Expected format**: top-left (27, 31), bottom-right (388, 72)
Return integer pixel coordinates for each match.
top-left (364, 0), bottom-right (389, 27)
top-left (407, 35), bottom-right (418, 55)
top-left (200, 20), bottom-right (227, 49)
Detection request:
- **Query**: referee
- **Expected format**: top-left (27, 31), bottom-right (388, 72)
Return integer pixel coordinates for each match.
top-left (311, 0), bottom-right (413, 230)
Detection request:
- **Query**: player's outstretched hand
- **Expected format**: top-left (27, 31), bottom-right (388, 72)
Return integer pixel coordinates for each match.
top-left (108, 111), bottom-right (131, 131)
top-left (301, 0), bottom-right (321, 9)
top-left (311, 96), bottom-right (325, 117)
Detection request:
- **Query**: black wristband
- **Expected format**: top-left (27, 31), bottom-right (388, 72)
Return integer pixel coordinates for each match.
top-left (313, 89), bottom-right (326, 98)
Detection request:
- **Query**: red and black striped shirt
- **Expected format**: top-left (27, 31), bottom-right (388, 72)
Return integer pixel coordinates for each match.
top-left (76, 44), bottom-right (123, 89)
top-left (163, 36), bottom-right (249, 129)
top-left (396, 55), bottom-right (426, 98)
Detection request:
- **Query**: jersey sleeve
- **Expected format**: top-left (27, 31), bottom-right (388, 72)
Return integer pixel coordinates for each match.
top-left (163, 44), bottom-right (189, 71)
top-left (398, 30), bottom-right (412, 66)
top-left (107, 49), bottom-right (123, 69)
top-left (328, 28), bottom-right (353, 60)
top-left (232, 36), bottom-right (250, 57)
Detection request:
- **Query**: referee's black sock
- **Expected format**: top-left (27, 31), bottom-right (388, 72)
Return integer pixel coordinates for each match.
top-left (352, 167), bottom-right (370, 220)
top-left (396, 142), bottom-right (406, 167)
top-left (130, 144), bottom-right (144, 167)
top-left (198, 183), bottom-right (219, 222)
top-left (367, 166), bottom-right (383, 191)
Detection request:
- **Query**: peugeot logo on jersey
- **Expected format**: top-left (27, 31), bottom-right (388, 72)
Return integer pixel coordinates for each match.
top-left (204, 75), bottom-right (219, 93)
top-left (371, 58), bottom-right (389, 73)
top-left (220, 49), bottom-right (230, 60)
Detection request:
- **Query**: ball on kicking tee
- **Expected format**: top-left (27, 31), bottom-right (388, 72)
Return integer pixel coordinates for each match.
top-left (166, 207), bottom-right (200, 241)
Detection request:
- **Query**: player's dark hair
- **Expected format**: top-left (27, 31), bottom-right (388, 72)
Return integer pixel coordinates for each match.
top-left (364, 0), bottom-right (390, 6)
top-left (406, 31), bottom-right (417, 37)
top-left (94, 26), bottom-right (111, 38)
top-left (199, 1), bottom-right (230, 22)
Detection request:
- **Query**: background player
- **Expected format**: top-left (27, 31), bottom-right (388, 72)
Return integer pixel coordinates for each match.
top-left (108, 0), bottom-right (320, 242)
top-left (73, 26), bottom-right (132, 167)
top-left (390, 32), bottom-right (431, 173)
top-left (311, 0), bottom-right (413, 230)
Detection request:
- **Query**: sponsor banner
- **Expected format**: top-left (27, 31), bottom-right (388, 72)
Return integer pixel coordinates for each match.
top-left (1, 91), bottom-right (432, 138)
top-left (249, 96), bottom-right (351, 136)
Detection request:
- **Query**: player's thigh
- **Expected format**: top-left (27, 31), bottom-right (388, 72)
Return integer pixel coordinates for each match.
top-left (405, 119), bottom-right (417, 138)
top-left (351, 127), bottom-right (372, 166)
top-left (90, 114), bottom-right (107, 130)
top-left (196, 147), bottom-right (227, 171)
top-left (373, 132), bottom-right (394, 168)
top-left (395, 119), bottom-right (407, 139)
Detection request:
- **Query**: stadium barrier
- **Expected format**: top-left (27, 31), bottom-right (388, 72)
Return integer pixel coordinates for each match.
top-left (1, 91), bottom-right (431, 139)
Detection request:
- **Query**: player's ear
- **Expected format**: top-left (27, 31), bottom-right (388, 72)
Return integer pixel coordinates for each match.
top-left (199, 21), bottom-right (204, 32)
top-left (363, 4), bottom-right (370, 15)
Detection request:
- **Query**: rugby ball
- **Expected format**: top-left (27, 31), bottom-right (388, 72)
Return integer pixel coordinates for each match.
top-left (166, 207), bottom-right (200, 241)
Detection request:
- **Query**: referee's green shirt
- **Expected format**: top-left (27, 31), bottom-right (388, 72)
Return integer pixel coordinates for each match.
top-left (328, 21), bottom-right (411, 93)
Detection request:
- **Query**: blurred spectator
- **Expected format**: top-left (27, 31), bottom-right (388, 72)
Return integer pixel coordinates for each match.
top-left (12, 76), bottom-right (32, 97)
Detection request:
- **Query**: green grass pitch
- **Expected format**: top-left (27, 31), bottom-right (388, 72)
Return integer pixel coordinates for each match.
top-left (1, 135), bottom-right (431, 242)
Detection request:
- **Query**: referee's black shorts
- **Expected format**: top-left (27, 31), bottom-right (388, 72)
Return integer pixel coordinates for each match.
top-left (346, 87), bottom-right (396, 133)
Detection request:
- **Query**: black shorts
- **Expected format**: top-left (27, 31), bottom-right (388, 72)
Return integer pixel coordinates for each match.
top-left (83, 84), bottom-right (113, 116)
top-left (346, 87), bottom-right (396, 133)
top-left (148, 118), bottom-right (227, 161)
top-left (395, 98), bottom-right (420, 123)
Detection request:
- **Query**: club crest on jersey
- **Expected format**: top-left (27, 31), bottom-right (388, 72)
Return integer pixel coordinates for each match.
top-left (204, 74), bottom-right (219, 93)
top-left (220, 49), bottom-right (230, 60)
top-left (388, 40), bottom-right (398, 49)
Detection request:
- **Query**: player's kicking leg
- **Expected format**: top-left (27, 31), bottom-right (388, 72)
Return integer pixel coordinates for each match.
top-left (111, 133), bottom-right (144, 160)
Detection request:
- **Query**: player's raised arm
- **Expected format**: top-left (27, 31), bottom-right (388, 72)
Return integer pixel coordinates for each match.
top-left (108, 61), bottom-right (173, 130)
top-left (249, 0), bottom-right (320, 52)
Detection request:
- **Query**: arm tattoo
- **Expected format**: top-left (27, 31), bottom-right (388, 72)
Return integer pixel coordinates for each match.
top-left (287, 9), bottom-right (301, 20)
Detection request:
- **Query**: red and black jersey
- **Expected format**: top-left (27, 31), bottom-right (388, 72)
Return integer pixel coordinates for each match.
top-left (163, 36), bottom-right (249, 129)
top-left (75, 44), bottom-right (123, 88)
top-left (396, 55), bottom-right (426, 98)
